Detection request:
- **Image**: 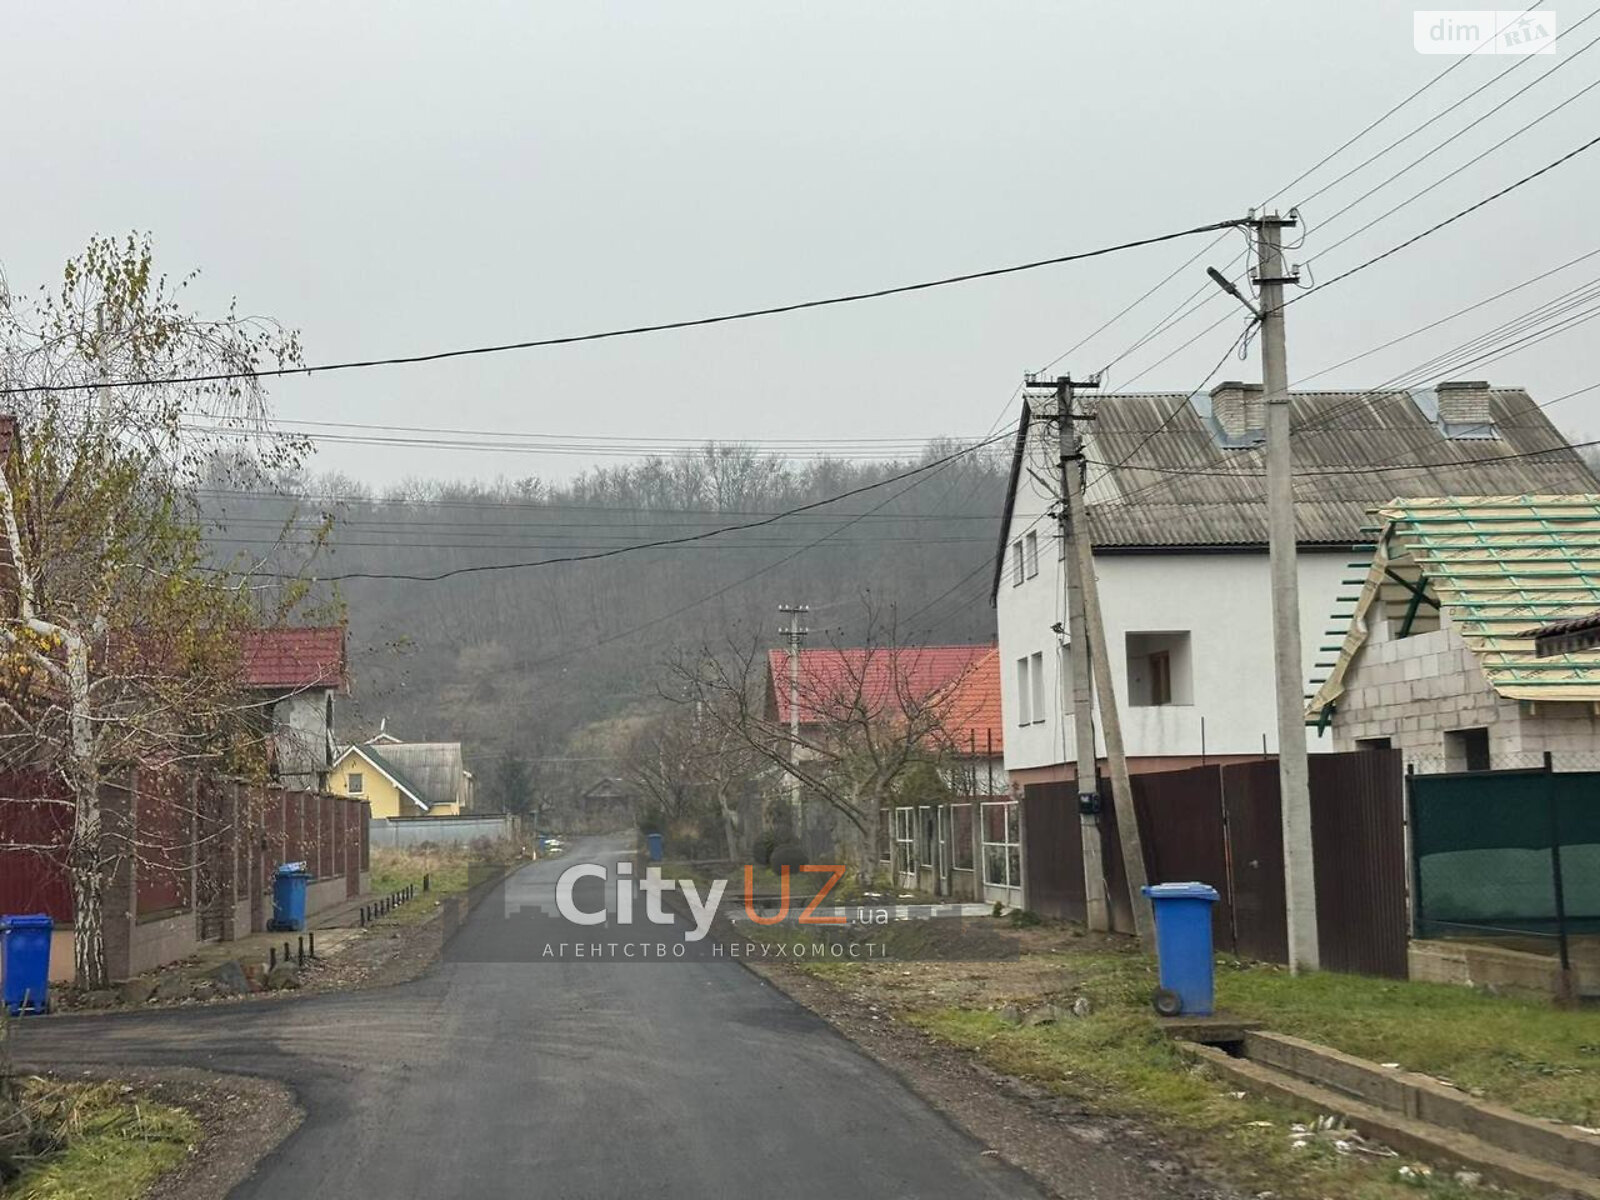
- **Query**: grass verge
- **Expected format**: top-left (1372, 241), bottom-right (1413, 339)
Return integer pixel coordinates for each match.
top-left (367, 842), bottom-right (520, 928)
top-left (3, 1078), bottom-right (195, 1200)
top-left (768, 921), bottom-right (1597, 1200)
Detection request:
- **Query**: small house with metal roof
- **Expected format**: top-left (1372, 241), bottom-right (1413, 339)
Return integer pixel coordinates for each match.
top-left (1309, 496), bottom-right (1600, 771)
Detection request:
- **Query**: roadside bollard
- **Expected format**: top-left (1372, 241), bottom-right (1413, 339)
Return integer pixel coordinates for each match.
top-left (269, 947), bottom-right (277, 970)
top-left (297, 936), bottom-right (304, 967)
top-left (309, 932), bottom-right (316, 959)
top-left (283, 940), bottom-right (291, 963)
top-left (423, 873), bottom-right (430, 893)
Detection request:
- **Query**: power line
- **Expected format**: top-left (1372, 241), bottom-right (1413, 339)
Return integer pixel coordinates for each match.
top-left (265, 427), bottom-right (1014, 582)
top-left (1289, 131), bottom-right (1600, 305)
top-left (0, 218), bottom-right (1245, 397)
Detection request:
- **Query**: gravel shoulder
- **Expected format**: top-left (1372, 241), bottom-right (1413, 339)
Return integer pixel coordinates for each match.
top-left (742, 956), bottom-right (1244, 1200)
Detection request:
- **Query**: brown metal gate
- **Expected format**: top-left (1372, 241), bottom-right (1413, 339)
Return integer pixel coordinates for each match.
top-left (1021, 782), bottom-right (1086, 922)
top-left (1309, 750), bottom-right (1409, 978)
top-left (1131, 765), bottom-right (1235, 954)
top-left (1220, 760), bottom-right (1288, 964)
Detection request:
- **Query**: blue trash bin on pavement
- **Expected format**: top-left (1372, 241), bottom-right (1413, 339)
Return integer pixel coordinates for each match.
top-left (269, 862), bottom-right (311, 932)
top-left (1, 913), bottom-right (54, 1016)
top-left (1140, 882), bottom-right (1220, 1017)
top-left (645, 833), bottom-right (664, 862)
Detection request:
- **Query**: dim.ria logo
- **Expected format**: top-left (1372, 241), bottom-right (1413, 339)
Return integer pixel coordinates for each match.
top-left (553, 862), bottom-right (849, 941)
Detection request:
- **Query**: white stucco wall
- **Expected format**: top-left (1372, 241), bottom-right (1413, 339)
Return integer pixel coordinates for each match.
top-left (996, 477), bottom-right (1352, 772)
top-left (273, 688), bottom-right (336, 789)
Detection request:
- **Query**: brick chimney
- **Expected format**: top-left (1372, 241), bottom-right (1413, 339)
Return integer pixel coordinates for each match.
top-left (1210, 381), bottom-right (1265, 440)
top-left (1436, 380), bottom-right (1493, 429)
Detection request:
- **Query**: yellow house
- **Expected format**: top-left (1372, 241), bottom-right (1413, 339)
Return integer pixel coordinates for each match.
top-left (328, 741), bottom-right (466, 817)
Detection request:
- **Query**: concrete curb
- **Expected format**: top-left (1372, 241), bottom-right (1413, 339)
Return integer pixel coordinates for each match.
top-left (1182, 1040), bottom-right (1600, 1198)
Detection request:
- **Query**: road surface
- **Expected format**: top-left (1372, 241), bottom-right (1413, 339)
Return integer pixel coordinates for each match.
top-left (12, 834), bottom-right (1048, 1199)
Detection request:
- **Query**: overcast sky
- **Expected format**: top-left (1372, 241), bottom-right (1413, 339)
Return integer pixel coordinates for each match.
top-left (5, 1), bottom-right (1597, 485)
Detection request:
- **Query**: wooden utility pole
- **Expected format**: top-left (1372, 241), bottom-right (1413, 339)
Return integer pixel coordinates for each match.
top-left (1254, 213), bottom-right (1320, 972)
top-left (1043, 376), bottom-right (1154, 947)
top-left (1033, 375), bottom-right (1108, 932)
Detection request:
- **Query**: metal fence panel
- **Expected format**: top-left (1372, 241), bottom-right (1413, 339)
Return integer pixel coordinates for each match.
top-left (1309, 750), bottom-right (1408, 979)
top-left (1130, 765), bottom-right (1236, 954)
top-left (1020, 783), bottom-right (1085, 922)
top-left (1219, 760), bottom-right (1288, 965)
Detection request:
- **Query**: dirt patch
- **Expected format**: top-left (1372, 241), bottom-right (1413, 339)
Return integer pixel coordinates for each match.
top-left (750, 960), bottom-right (1242, 1200)
top-left (29, 1066), bottom-right (299, 1200)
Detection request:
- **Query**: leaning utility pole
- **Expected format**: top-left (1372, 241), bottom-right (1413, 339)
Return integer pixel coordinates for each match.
top-left (1255, 213), bottom-right (1320, 972)
top-left (777, 604), bottom-right (810, 831)
top-left (1038, 376), bottom-right (1153, 947)
top-left (1031, 374), bottom-right (1108, 933)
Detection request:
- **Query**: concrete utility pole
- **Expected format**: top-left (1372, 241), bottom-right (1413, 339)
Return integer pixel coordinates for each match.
top-left (777, 604), bottom-right (810, 832)
top-left (1255, 213), bottom-right (1320, 972)
top-left (1036, 376), bottom-right (1154, 947)
top-left (1032, 375), bottom-right (1108, 933)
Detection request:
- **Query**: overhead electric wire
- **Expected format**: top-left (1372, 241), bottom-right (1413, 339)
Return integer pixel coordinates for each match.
top-left (258, 426), bottom-right (1014, 581)
top-left (1294, 6), bottom-right (1597, 213)
top-left (1289, 130), bottom-right (1600, 306)
top-left (0, 219), bottom-right (1245, 398)
top-left (513, 444), bottom-right (975, 669)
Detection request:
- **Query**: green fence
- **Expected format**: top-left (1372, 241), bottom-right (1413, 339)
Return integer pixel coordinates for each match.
top-left (1409, 761), bottom-right (1600, 961)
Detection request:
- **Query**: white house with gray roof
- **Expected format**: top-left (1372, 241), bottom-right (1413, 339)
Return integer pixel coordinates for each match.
top-left (993, 379), bottom-right (1596, 789)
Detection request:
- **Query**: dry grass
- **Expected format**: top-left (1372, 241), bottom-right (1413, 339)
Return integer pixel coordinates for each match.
top-left (1, 1077), bottom-right (195, 1200)
top-left (770, 919), bottom-right (1599, 1200)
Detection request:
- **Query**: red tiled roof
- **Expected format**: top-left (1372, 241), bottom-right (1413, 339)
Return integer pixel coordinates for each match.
top-left (241, 626), bottom-right (347, 691)
top-left (766, 644), bottom-right (992, 726)
top-left (930, 648), bottom-right (1003, 756)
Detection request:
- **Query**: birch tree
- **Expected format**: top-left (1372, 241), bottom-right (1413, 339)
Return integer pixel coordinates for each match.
top-left (0, 235), bottom-right (311, 988)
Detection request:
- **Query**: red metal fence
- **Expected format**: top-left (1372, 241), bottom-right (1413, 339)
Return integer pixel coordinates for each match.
top-left (0, 770), bottom-right (369, 928)
top-left (0, 771), bottom-right (74, 921)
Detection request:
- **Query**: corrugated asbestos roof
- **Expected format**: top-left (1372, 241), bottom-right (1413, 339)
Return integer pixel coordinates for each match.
top-left (992, 386), bottom-right (1595, 600)
top-left (1310, 496), bottom-right (1600, 710)
top-left (372, 741), bottom-right (468, 810)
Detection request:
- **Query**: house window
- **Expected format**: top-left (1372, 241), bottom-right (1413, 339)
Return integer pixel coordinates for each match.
top-left (1030, 651), bottom-right (1046, 724)
top-left (1126, 631), bottom-right (1193, 707)
top-left (1357, 737), bottom-right (1392, 752)
top-left (1444, 727), bottom-right (1492, 773)
top-left (1024, 530), bottom-right (1039, 578)
top-left (1011, 540), bottom-right (1025, 586)
top-left (1015, 656), bottom-right (1032, 725)
top-left (878, 808), bottom-right (892, 864)
top-left (346, 772), bottom-right (364, 794)
top-left (981, 800), bottom-right (1021, 890)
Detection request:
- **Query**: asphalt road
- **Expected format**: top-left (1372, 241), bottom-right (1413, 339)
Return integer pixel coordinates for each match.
top-left (12, 834), bottom-right (1048, 1199)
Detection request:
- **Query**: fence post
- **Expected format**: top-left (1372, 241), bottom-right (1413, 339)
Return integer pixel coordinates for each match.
top-left (1544, 751), bottom-right (1574, 1004)
top-left (1405, 762), bottom-right (1421, 939)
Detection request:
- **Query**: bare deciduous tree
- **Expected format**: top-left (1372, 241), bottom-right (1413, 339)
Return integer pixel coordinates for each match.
top-left (0, 235), bottom-right (318, 988)
top-left (665, 597), bottom-right (959, 881)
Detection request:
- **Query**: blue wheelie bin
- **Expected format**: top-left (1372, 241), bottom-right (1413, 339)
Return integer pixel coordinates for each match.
top-left (645, 833), bottom-right (664, 863)
top-left (1140, 882), bottom-right (1220, 1017)
top-left (1, 913), bottom-right (54, 1015)
top-left (269, 862), bottom-right (311, 932)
